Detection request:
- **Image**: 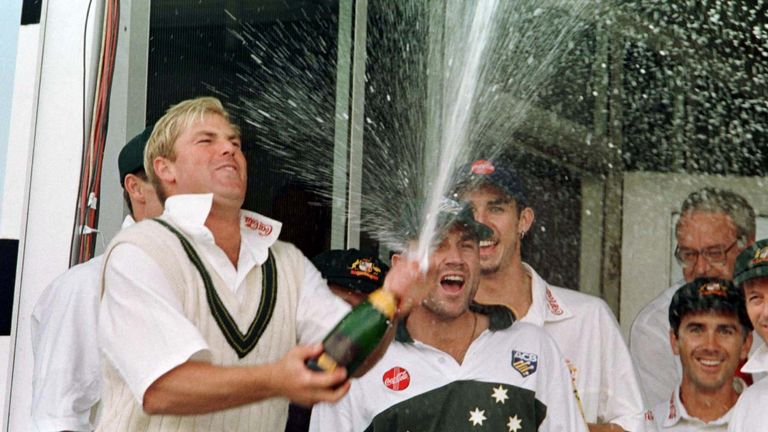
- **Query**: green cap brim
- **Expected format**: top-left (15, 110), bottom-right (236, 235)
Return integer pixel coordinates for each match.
top-left (734, 266), bottom-right (768, 287)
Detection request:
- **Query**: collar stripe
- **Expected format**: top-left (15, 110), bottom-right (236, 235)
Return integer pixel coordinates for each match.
top-left (154, 218), bottom-right (278, 358)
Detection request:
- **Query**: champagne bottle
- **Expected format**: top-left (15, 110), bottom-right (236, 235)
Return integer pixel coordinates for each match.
top-left (307, 288), bottom-right (397, 376)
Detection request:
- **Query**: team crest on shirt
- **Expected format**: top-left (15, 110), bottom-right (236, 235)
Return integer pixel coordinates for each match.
top-left (511, 350), bottom-right (538, 377)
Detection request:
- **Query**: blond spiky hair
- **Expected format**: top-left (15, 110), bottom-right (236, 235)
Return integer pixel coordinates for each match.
top-left (143, 96), bottom-right (240, 196)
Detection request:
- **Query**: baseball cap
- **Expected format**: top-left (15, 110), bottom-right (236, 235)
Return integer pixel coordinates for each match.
top-left (312, 249), bottom-right (390, 294)
top-left (453, 156), bottom-right (526, 206)
top-left (734, 238), bottom-right (768, 287)
top-left (669, 277), bottom-right (752, 333)
top-left (118, 125), bottom-right (154, 187)
top-left (437, 198), bottom-right (493, 241)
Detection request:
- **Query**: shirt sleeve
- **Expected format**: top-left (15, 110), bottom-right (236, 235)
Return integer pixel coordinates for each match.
top-left (728, 384), bottom-right (768, 432)
top-left (99, 243), bottom-right (212, 404)
top-left (537, 334), bottom-right (589, 432)
top-left (309, 388), bottom-right (355, 432)
top-left (31, 259), bottom-right (102, 432)
top-left (295, 256), bottom-right (351, 345)
top-left (595, 301), bottom-right (648, 431)
top-left (629, 291), bottom-right (679, 407)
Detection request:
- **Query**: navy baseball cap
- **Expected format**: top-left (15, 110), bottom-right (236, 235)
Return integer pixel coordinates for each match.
top-left (734, 238), bottom-right (768, 287)
top-left (312, 249), bottom-right (389, 294)
top-left (669, 277), bottom-right (752, 333)
top-left (453, 156), bottom-right (526, 206)
top-left (118, 125), bottom-right (154, 187)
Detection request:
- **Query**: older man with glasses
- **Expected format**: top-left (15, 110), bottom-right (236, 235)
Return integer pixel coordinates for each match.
top-left (630, 187), bottom-right (756, 407)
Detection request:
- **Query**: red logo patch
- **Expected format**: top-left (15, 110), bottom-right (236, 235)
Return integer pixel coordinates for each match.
top-left (470, 160), bottom-right (495, 175)
top-left (244, 216), bottom-right (273, 236)
top-left (545, 288), bottom-right (564, 316)
top-left (383, 367), bottom-right (410, 391)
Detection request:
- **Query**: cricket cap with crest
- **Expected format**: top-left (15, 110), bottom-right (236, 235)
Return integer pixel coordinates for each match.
top-left (453, 156), bottom-right (526, 206)
top-left (734, 238), bottom-right (768, 287)
top-left (312, 249), bottom-right (389, 294)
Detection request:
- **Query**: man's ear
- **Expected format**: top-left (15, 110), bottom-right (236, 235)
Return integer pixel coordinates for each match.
top-left (123, 174), bottom-right (142, 201)
top-left (391, 253), bottom-right (403, 266)
top-left (742, 331), bottom-right (753, 361)
top-left (669, 329), bottom-right (680, 356)
top-left (518, 207), bottom-right (535, 235)
top-left (153, 157), bottom-right (174, 184)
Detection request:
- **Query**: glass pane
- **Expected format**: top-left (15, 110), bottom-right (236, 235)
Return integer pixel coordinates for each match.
top-left (147, 0), bottom-right (340, 258)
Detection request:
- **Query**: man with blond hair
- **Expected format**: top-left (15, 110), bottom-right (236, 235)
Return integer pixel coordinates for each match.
top-left (97, 96), bottom-right (417, 431)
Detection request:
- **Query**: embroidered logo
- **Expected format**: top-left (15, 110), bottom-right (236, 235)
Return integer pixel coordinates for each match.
top-left (645, 411), bottom-right (654, 421)
top-left (244, 216), bottom-right (273, 237)
top-left (699, 281), bottom-right (728, 297)
top-left (349, 258), bottom-right (382, 281)
top-left (668, 394), bottom-right (677, 420)
top-left (511, 350), bottom-right (538, 377)
top-left (470, 159), bottom-right (495, 175)
top-left (752, 246), bottom-right (768, 265)
top-left (545, 288), bottom-right (564, 315)
top-left (383, 366), bottom-right (411, 391)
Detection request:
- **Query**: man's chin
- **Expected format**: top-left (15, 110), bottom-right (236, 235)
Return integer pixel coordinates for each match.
top-left (480, 263), bottom-right (501, 276)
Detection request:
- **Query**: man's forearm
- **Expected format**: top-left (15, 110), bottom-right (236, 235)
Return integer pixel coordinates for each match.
top-left (588, 423), bottom-right (625, 432)
top-left (142, 361), bottom-right (279, 415)
top-left (141, 344), bottom-right (350, 415)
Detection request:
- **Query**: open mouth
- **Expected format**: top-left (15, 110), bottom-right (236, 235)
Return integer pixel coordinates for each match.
top-left (478, 238), bottom-right (497, 255)
top-left (440, 274), bottom-right (465, 293)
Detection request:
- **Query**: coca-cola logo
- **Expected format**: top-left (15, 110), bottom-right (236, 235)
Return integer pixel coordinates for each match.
top-left (382, 366), bottom-right (410, 391)
top-left (244, 216), bottom-right (273, 236)
top-left (470, 160), bottom-right (495, 175)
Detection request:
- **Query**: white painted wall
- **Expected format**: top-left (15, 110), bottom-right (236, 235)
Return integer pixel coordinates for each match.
top-left (3, 0), bottom-right (106, 430)
top-left (0, 0), bottom-right (24, 230)
top-left (1, 1), bottom-right (34, 428)
top-left (1, 25), bottom-right (40, 240)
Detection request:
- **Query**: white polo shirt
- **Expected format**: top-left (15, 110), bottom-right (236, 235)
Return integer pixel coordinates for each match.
top-left (31, 216), bottom-right (135, 432)
top-left (728, 344), bottom-right (768, 432)
top-left (310, 305), bottom-right (589, 432)
top-left (522, 264), bottom-right (647, 431)
top-left (630, 284), bottom-right (683, 406)
top-left (647, 383), bottom-right (742, 431)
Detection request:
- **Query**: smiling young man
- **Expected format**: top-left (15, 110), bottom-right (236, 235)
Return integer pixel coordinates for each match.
top-left (728, 239), bottom-right (768, 431)
top-left (96, 97), bottom-right (418, 431)
top-left (309, 204), bottom-right (588, 431)
top-left (645, 278), bottom-right (752, 431)
top-left (456, 157), bottom-right (645, 432)
top-left (630, 188), bottom-right (756, 406)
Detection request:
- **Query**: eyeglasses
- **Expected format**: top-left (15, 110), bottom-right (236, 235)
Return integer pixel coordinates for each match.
top-left (674, 240), bottom-right (739, 268)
